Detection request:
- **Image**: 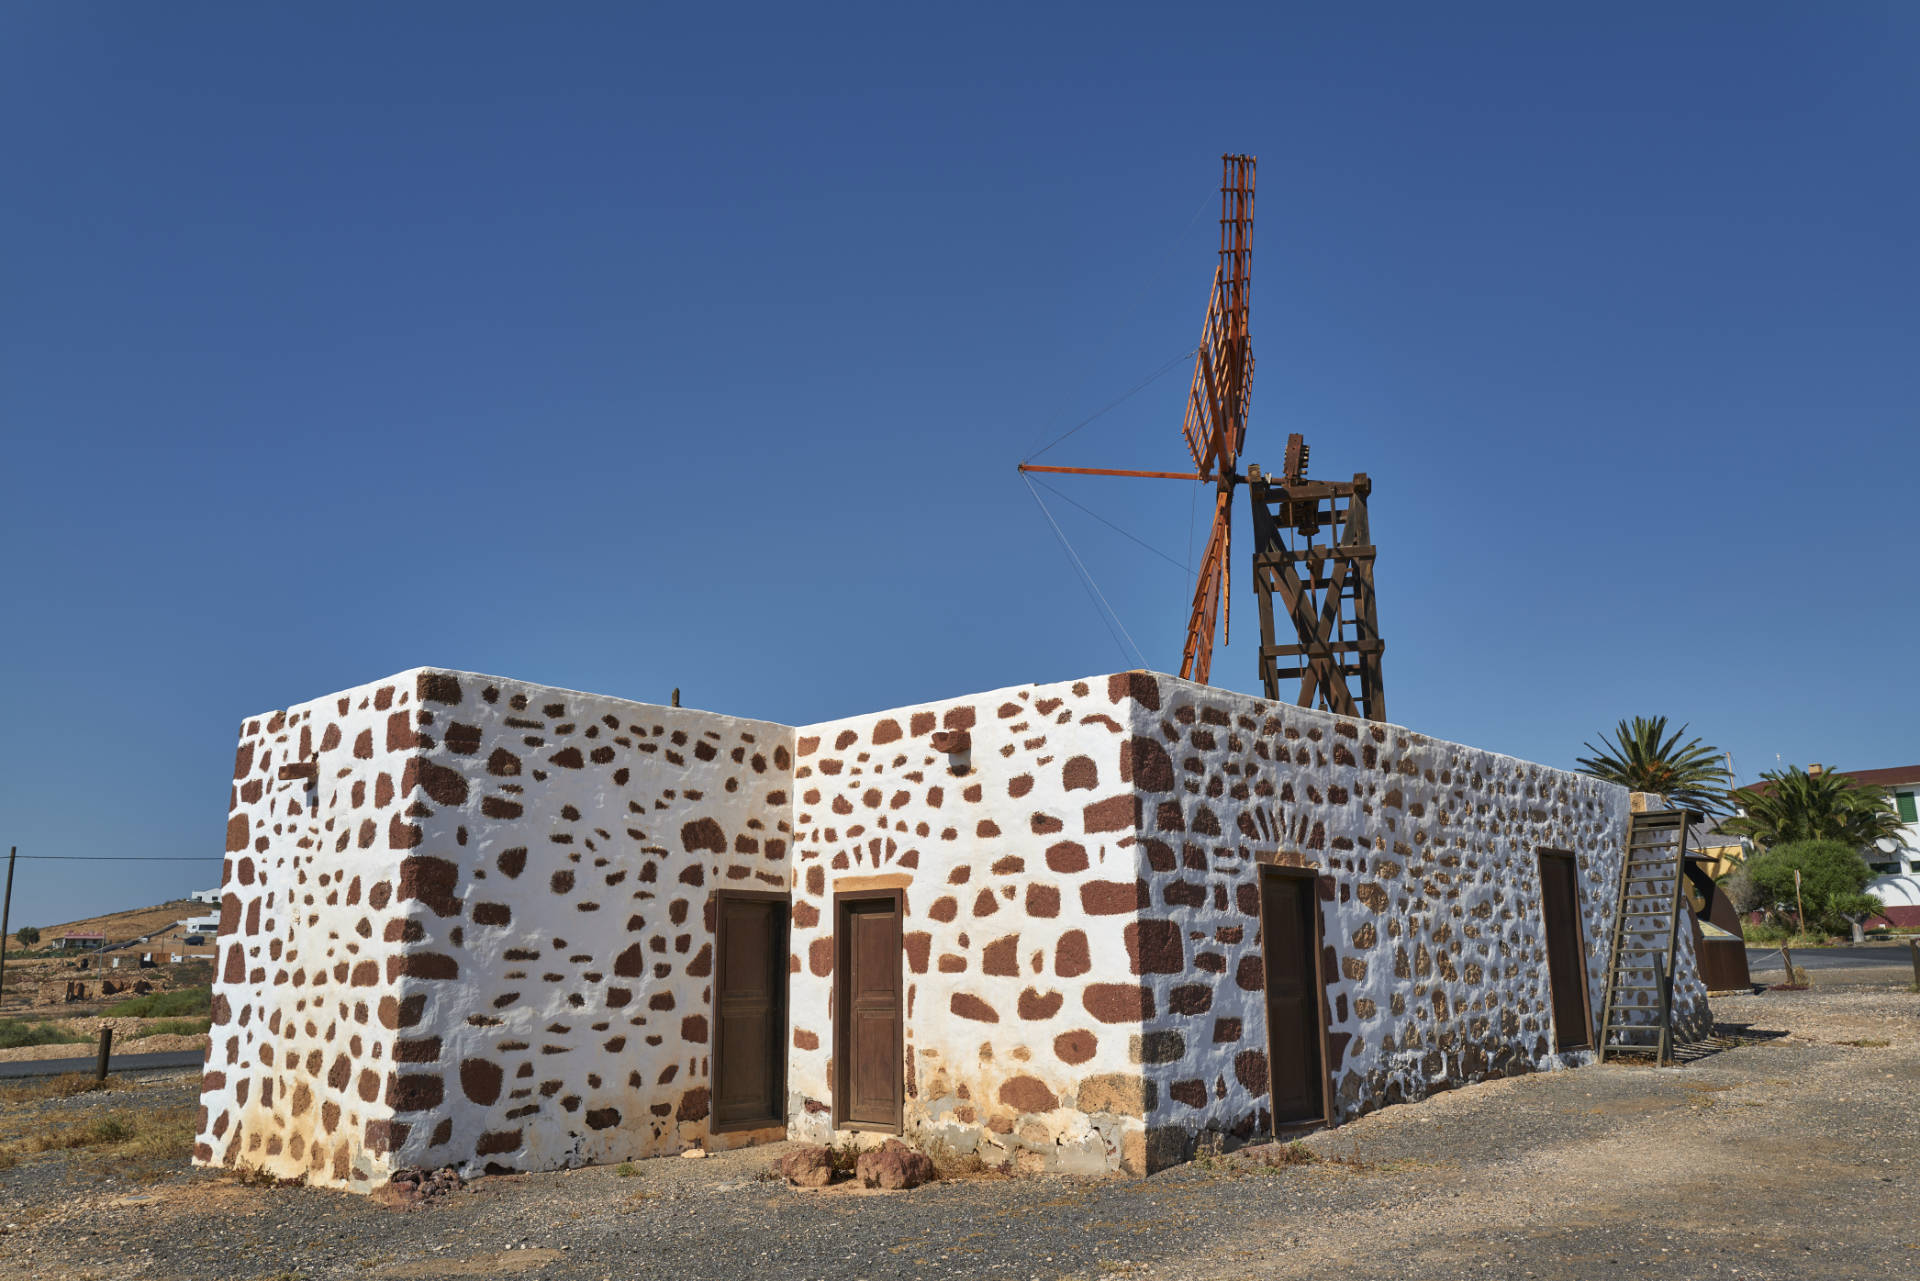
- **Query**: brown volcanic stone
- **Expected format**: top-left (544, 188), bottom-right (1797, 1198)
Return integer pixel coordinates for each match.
top-left (780, 1144), bottom-right (835, 1187)
top-left (411, 760), bottom-right (469, 806)
top-left (1234, 1049), bottom-right (1269, 1095)
top-left (1082, 795), bottom-right (1135, 833)
top-left (397, 856), bottom-right (461, 918)
top-left (1107, 671), bottom-right (1160, 710)
top-left (857, 1139), bottom-right (934, 1190)
top-left (1054, 1029), bottom-right (1098, 1065)
top-left (681, 818), bottom-right (725, 853)
top-left (418, 672), bottom-right (463, 704)
top-left (1081, 879), bottom-right (1147, 915)
top-left (1083, 983), bottom-right (1154, 1023)
top-left (1122, 735), bottom-right (1175, 791)
top-left (950, 992), bottom-right (999, 1023)
top-left (1017, 987), bottom-right (1063, 1020)
top-left (981, 934), bottom-right (1020, 976)
top-left (1078, 1071), bottom-right (1146, 1115)
top-left (1045, 841), bottom-right (1088, 873)
top-left (998, 1075), bottom-right (1059, 1114)
top-left (1124, 918), bottom-right (1184, 973)
top-left (460, 1059), bottom-right (503, 1105)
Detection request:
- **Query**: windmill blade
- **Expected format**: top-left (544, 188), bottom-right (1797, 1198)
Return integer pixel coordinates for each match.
top-left (1179, 490), bottom-right (1233, 683)
top-left (1179, 271), bottom-right (1227, 473)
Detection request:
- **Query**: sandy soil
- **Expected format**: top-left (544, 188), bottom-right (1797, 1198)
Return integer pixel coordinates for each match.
top-left (1, 974), bottom-right (1914, 1281)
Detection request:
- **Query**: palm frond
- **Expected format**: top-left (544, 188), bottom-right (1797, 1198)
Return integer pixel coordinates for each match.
top-left (1575, 715), bottom-right (1731, 815)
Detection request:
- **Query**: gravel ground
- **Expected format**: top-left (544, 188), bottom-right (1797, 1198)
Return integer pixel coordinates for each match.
top-left (2, 975), bottom-right (1915, 1281)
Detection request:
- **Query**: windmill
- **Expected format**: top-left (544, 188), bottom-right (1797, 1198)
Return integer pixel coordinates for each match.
top-left (1018, 153), bottom-right (1387, 721)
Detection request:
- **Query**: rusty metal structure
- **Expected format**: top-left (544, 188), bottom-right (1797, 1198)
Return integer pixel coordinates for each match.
top-left (1019, 154), bottom-right (1386, 719)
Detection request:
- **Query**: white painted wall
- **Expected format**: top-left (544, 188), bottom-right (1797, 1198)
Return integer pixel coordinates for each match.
top-left (199, 665), bottom-right (1711, 1189)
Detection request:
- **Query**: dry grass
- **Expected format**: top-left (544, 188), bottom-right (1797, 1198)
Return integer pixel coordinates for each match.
top-left (928, 1147), bottom-right (1013, 1181)
top-left (0, 1072), bottom-right (117, 1104)
top-left (0, 1102), bottom-right (197, 1178)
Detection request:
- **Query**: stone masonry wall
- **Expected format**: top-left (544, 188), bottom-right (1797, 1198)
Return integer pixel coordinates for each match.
top-left (379, 671), bottom-right (794, 1178)
top-left (786, 674), bottom-right (1153, 1174)
top-left (193, 673), bottom-right (433, 1188)
top-left (1118, 671), bottom-right (1710, 1157)
top-left (194, 668), bottom-right (796, 1189)
top-left (200, 664), bottom-right (1711, 1190)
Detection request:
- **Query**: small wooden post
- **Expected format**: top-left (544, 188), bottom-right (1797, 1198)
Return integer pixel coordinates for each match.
top-left (0, 846), bottom-right (15, 1004)
top-left (95, 1026), bottom-right (112, 1081)
top-left (1654, 955), bottom-right (1674, 1066)
top-left (1909, 940), bottom-right (1918, 990)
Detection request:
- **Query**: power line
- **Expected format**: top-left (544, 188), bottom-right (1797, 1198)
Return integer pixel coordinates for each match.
top-left (1021, 474), bottom-right (1149, 669)
top-left (1026, 475), bottom-right (1192, 573)
top-left (1023, 346), bottom-right (1197, 463)
top-left (9, 855), bottom-right (223, 861)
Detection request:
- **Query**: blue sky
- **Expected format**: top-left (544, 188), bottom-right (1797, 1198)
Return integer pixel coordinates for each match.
top-left (2, 4), bottom-right (1915, 929)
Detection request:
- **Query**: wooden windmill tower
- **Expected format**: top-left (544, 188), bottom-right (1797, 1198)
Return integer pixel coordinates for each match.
top-left (1019, 154), bottom-right (1387, 721)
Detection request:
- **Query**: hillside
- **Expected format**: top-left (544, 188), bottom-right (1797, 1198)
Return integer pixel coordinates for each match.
top-left (27, 898), bottom-right (206, 946)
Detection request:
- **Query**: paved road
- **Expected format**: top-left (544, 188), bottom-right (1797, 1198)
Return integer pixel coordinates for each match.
top-left (0, 1049), bottom-right (202, 1079)
top-left (1745, 944), bottom-right (1917, 971)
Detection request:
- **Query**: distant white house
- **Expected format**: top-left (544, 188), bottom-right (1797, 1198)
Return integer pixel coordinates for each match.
top-left (1851, 765), bottom-right (1920, 927)
top-left (1734, 764), bottom-right (1920, 928)
top-left (181, 887), bottom-right (224, 937)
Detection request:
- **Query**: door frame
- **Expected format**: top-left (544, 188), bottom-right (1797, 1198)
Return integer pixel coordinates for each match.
top-left (1258, 864), bottom-right (1335, 1130)
top-left (831, 887), bottom-right (905, 1134)
top-left (709, 888), bottom-right (791, 1134)
top-left (1534, 848), bottom-right (1594, 1052)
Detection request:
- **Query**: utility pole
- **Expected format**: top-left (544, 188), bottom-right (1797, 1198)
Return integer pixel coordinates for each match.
top-left (0, 846), bottom-right (15, 1004)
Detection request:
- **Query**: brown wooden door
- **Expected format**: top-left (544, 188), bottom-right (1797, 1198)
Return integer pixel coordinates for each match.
top-left (712, 892), bottom-right (788, 1131)
top-left (835, 892), bottom-right (903, 1132)
top-left (1536, 851), bottom-right (1592, 1051)
top-left (1260, 869), bottom-right (1326, 1126)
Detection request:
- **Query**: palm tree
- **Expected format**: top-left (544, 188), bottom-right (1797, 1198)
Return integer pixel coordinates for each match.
top-left (1575, 716), bottom-right (1731, 815)
top-left (1721, 767), bottom-right (1903, 849)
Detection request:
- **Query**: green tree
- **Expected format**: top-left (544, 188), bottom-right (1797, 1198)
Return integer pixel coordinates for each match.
top-left (1745, 839), bottom-right (1881, 938)
top-left (13, 925), bottom-right (37, 947)
top-left (1575, 716), bottom-right (1731, 814)
top-left (1722, 768), bottom-right (1903, 849)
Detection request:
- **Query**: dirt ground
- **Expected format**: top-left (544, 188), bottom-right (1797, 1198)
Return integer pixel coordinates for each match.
top-left (1, 971), bottom-right (1914, 1281)
top-left (0, 899), bottom-right (214, 1025)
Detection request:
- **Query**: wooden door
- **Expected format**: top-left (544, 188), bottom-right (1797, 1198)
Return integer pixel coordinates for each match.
top-left (1536, 850), bottom-right (1592, 1051)
top-left (712, 891), bottom-right (788, 1131)
top-left (834, 892), bottom-right (903, 1132)
top-left (1260, 869), bottom-right (1326, 1126)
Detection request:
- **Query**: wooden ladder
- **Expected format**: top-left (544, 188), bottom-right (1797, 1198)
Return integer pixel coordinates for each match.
top-left (1597, 808), bottom-right (1691, 1063)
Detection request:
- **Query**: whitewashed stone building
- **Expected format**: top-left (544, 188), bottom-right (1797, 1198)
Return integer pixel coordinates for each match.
top-left (193, 667), bottom-right (1710, 1191)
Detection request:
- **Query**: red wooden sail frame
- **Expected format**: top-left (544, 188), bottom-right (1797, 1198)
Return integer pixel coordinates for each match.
top-left (1019, 154), bottom-right (1255, 685)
